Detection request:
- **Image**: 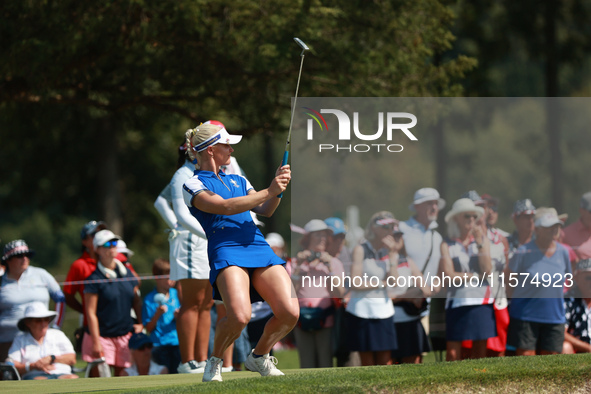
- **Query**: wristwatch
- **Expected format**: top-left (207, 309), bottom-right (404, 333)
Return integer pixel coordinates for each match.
top-left (50, 355), bottom-right (56, 364)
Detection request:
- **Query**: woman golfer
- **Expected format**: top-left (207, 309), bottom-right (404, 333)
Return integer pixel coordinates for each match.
top-left (182, 123), bottom-right (298, 382)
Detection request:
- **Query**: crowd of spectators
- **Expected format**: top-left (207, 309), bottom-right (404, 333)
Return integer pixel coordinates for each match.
top-left (2, 189), bottom-right (591, 379)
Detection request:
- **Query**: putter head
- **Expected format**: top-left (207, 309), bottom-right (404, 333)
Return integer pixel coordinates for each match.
top-left (293, 37), bottom-right (309, 54)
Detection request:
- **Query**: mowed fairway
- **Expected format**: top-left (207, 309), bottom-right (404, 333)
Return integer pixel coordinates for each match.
top-left (1, 354), bottom-right (590, 393)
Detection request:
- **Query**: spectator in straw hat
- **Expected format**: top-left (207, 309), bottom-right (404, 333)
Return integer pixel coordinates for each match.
top-left (440, 198), bottom-right (495, 361)
top-left (7, 302), bottom-right (77, 380)
top-left (506, 208), bottom-right (572, 356)
top-left (564, 191), bottom-right (591, 260)
top-left (562, 258), bottom-right (591, 354)
top-left (0, 240), bottom-right (65, 361)
top-left (461, 192), bottom-right (509, 358)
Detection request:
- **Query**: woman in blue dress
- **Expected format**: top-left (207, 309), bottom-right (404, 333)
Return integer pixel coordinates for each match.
top-left (181, 123), bottom-right (298, 382)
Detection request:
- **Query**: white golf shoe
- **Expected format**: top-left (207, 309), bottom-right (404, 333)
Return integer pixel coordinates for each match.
top-left (202, 356), bottom-right (223, 382)
top-left (177, 360), bottom-right (205, 374)
top-left (244, 350), bottom-right (284, 377)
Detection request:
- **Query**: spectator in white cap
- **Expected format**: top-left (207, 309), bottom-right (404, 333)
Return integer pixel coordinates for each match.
top-left (292, 219), bottom-right (345, 369)
top-left (0, 240), bottom-right (65, 361)
top-left (7, 302), bottom-right (77, 380)
top-left (399, 187), bottom-right (445, 281)
top-left (440, 198), bottom-right (494, 361)
top-left (506, 207), bottom-right (572, 356)
top-left (82, 229), bottom-right (143, 376)
top-left (397, 188), bottom-right (445, 358)
top-left (563, 258), bottom-right (591, 354)
top-left (564, 191), bottom-right (591, 260)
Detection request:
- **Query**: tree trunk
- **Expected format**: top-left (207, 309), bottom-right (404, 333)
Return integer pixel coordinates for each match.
top-left (545, 0), bottom-right (562, 211)
top-left (97, 117), bottom-right (124, 236)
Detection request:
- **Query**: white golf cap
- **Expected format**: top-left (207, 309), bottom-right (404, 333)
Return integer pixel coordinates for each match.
top-left (304, 219), bottom-right (330, 233)
top-left (117, 239), bottom-right (135, 256)
top-left (93, 229), bottom-right (122, 250)
top-left (534, 210), bottom-right (563, 228)
top-left (409, 187), bottom-right (446, 211)
top-left (265, 232), bottom-right (285, 248)
top-left (191, 122), bottom-right (242, 153)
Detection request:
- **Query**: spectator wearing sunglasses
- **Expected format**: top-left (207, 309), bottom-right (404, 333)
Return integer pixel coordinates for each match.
top-left (440, 198), bottom-right (495, 361)
top-left (0, 240), bottom-right (65, 361)
top-left (563, 191), bottom-right (591, 260)
top-left (345, 212), bottom-right (400, 366)
top-left (122, 333), bottom-right (168, 376)
top-left (82, 230), bottom-right (143, 376)
top-left (461, 191), bottom-right (509, 358)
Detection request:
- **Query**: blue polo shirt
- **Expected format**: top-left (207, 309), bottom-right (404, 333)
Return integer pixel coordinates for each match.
top-left (182, 170), bottom-right (254, 238)
top-left (84, 266), bottom-right (138, 337)
top-left (508, 241), bottom-right (571, 324)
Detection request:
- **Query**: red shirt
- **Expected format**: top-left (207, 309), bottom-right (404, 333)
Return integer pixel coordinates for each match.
top-left (563, 219), bottom-right (591, 260)
top-left (63, 250), bottom-right (97, 326)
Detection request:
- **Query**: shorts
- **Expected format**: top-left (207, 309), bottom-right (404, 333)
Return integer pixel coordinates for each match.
top-left (22, 371), bottom-right (67, 380)
top-left (507, 318), bottom-right (564, 353)
top-left (82, 332), bottom-right (132, 368)
top-left (169, 229), bottom-right (209, 281)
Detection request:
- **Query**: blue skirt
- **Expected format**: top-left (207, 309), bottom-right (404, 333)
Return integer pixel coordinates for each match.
top-left (208, 225), bottom-right (285, 302)
top-left (345, 312), bottom-right (398, 352)
top-left (446, 304), bottom-right (496, 341)
top-left (391, 319), bottom-right (431, 359)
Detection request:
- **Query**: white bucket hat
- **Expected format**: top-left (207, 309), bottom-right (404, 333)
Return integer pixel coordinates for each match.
top-left (444, 198), bottom-right (485, 223)
top-left (409, 187), bottom-right (446, 211)
top-left (17, 302), bottom-right (57, 331)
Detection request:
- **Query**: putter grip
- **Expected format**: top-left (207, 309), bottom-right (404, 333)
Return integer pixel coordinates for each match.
top-left (278, 151), bottom-right (289, 198)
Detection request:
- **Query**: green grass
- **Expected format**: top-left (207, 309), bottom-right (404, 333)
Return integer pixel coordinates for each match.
top-left (2, 353), bottom-right (590, 393)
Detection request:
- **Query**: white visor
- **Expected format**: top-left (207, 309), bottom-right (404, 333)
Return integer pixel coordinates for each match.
top-left (193, 127), bottom-right (242, 152)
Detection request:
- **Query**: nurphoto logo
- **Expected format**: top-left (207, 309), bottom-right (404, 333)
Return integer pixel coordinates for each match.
top-left (303, 108), bottom-right (418, 153)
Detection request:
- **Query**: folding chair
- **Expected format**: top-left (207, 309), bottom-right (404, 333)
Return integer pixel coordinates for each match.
top-left (0, 362), bottom-right (21, 381)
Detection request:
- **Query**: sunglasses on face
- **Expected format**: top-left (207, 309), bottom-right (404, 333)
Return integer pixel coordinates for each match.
top-left (101, 240), bottom-right (118, 248)
top-left (464, 214), bottom-right (478, 220)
